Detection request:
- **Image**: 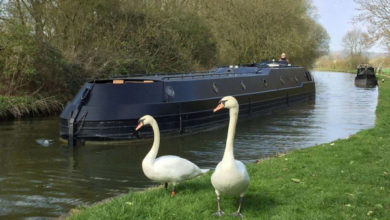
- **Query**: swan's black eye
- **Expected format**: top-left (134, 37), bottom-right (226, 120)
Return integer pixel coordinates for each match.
top-left (138, 119), bottom-right (145, 123)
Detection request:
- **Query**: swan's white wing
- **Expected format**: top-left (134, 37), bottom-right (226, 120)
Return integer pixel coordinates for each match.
top-left (235, 160), bottom-right (250, 179)
top-left (153, 155), bottom-right (202, 181)
top-left (235, 160), bottom-right (250, 183)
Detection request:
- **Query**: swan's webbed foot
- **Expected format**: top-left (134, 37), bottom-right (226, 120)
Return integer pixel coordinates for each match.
top-left (231, 196), bottom-right (244, 217)
top-left (213, 210), bottom-right (224, 216)
top-left (231, 212), bottom-right (243, 218)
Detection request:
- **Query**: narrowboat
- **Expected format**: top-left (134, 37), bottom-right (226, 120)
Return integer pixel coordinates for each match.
top-left (355, 64), bottom-right (377, 88)
top-left (60, 62), bottom-right (315, 146)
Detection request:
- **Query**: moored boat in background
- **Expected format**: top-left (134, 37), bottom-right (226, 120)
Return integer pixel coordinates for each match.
top-left (355, 64), bottom-right (377, 88)
top-left (60, 62), bottom-right (315, 146)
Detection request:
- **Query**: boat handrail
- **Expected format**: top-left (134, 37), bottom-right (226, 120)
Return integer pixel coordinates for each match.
top-left (97, 63), bottom-right (298, 82)
top-left (160, 71), bottom-right (260, 81)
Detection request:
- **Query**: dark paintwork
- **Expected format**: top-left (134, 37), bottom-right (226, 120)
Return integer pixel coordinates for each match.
top-left (355, 65), bottom-right (377, 88)
top-left (60, 64), bottom-right (315, 144)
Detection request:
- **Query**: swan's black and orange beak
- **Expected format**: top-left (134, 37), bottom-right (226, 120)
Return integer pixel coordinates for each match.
top-left (135, 121), bottom-right (144, 131)
top-left (213, 103), bottom-right (225, 112)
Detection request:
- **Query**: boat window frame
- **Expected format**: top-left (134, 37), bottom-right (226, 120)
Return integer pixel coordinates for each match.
top-left (165, 86), bottom-right (175, 98)
top-left (305, 72), bottom-right (312, 81)
top-left (263, 79), bottom-right (268, 87)
top-left (212, 82), bottom-right (219, 94)
top-left (240, 80), bottom-right (247, 90)
top-left (280, 76), bottom-right (286, 85)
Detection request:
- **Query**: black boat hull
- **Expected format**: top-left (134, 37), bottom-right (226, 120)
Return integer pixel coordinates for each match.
top-left (355, 65), bottom-right (378, 88)
top-left (60, 66), bottom-right (315, 144)
top-left (354, 78), bottom-right (377, 88)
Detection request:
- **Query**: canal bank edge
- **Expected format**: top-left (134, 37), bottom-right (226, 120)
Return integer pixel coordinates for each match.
top-left (0, 95), bottom-right (63, 120)
top-left (66, 76), bottom-right (389, 220)
top-left (312, 67), bottom-right (390, 76)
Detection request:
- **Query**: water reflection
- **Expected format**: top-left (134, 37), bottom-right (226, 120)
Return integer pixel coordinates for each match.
top-left (0, 72), bottom-right (378, 219)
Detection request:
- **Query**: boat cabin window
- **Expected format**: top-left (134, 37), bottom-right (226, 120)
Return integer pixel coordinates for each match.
top-left (357, 70), bottom-right (365, 75)
top-left (263, 79), bottom-right (268, 87)
top-left (165, 86), bottom-right (175, 97)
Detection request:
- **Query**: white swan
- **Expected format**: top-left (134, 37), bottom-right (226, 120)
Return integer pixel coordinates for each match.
top-left (211, 96), bottom-right (250, 217)
top-left (136, 115), bottom-right (209, 196)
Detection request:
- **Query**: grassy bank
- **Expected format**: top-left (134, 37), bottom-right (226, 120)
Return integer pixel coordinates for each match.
top-left (382, 68), bottom-right (390, 76)
top-left (68, 77), bottom-right (389, 219)
top-left (0, 96), bottom-right (63, 120)
top-left (314, 67), bottom-right (390, 76)
top-left (313, 67), bottom-right (356, 73)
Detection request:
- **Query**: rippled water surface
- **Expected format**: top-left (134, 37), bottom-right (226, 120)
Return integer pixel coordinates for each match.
top-left (0, 72), bottom-right (378, 219)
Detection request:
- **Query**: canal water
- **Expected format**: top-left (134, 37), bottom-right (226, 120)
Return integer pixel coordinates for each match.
top-left (0, 72), bottom-right (378, 219)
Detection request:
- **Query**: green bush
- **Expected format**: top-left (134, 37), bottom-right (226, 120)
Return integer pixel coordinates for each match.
top-left (0, 24), bottom-right (38, 96)
top-left (77, 5), bottom-right (217, 76)
top-left (0, 0), bottom-right (329, 99)
top-left (0, 24), bottom-right (86, 98)
top-left (0, 95), bottom-right (63, 119)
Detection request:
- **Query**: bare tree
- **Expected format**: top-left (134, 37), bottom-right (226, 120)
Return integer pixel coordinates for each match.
top-left (342, 29), bottom-right (373, 56)
top-left (342, 29), bottom-right (373, 68)
top-left (354, 0), bottom-right (390, 50)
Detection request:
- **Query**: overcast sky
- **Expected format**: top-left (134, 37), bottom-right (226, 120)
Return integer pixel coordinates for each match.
top-left (312, 0), bottom-right (385, 53)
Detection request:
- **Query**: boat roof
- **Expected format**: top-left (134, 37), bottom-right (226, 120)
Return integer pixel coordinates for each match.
top-left (91, 62), bottom-right (303, 83)
top-left (358, 64), bottom-right (374, 68)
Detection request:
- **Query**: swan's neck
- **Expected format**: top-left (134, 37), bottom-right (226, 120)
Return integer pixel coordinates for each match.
top-left (144, 120), bottom-right (160, 163)
top-left (222, 106), bottom-right (238, 162)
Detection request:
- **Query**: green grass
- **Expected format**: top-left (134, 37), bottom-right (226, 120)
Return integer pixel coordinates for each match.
top-left (68, 77), bottom-right (390, 220)
top-left (381, 68), bottom-right (390, 76)
top-left (0, 95), bottom-right (63, 119)
top-left (313, 67), bottom-right (356, 73)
